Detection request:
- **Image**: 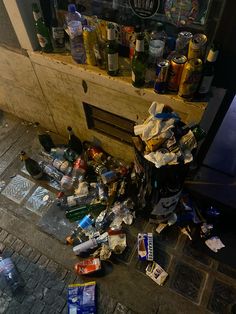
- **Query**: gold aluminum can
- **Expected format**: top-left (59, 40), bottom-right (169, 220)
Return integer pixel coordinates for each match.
top-left (83, 26), bottom-right (97, 66)
top-left (188, 34), bottom-right (207, 60)
top-left (178, 58), bottom-right (203, 99)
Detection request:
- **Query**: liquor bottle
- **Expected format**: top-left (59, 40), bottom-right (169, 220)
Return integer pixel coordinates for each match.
top-left (0, 249), bottom-right (22, 293)
top-left (198, 46), bottom-right (219, 96)
top-left (50, 0), bottom-right (65, 50)
top-left (20, 151), bottom-right (43, 179)
top-left (106, 23), bottom-right (119, 76)
top-left (132, 33), bottom-right (146, 88)
top-left (67, 126), bottom-right (83, 155)
top-left (32, 3), bottom-right (53, 53)
top-left (35, 123), bottom-right (55, 153)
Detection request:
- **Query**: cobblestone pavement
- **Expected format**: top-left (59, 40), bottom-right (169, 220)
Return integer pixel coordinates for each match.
top-left (0, 228), bottom-right (133, 314)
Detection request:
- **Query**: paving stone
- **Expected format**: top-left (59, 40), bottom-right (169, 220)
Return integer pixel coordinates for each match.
top-left (3, 234), bottom-right (17, 247)
top-left (15, 255), bottom-right (30, 272)
top-left (36, 255), bottom-right (50, 268)
top-left (5, 299), bottom-right (21, 314)
top-left (11, 238), bottom-right (24, 252)
top-left (27, 262), bottom-right (38, 275)
top-left (46, 259), bottom-right (59, 273)
top-left (207, 279), bottom-right (236, 314)
top-left (113, 302), bottom-right (129, 314)
top-left (33, 283), bottom-right (47, 300)
top-left (51, 281), bottom-right (65, 295)
top-left (48, 295), bottom-right (66, 313)
top-left (56, 266), bottom-right (68, 281)
top-left (218, 263), bottom-right (236, 280)
top-left (14, 289), bottom-right (28, 303)
top-left (64, 271), bottom-right (77, 285)
top-left (183, 240), bottom-right (212, 266)
top-left (11, 252), bottom-right (20, 264)
top-left (2, 247), bottom-right (14, 258)
top-left (30, 299), bottom-right (46, 314)
top-left (43, 289), bottom-right (59, 305)
top-left (20, 244), bottom-right (33, 258)
top-left (0, 296), bottom-right (10, 314)
top-left (61, 305), bottom-right (68, 314)
top-left (26, 277), bottom-right (38, 289)
top-left (97, 289), bottom-right (117, 314)
top-left (0, 229), bottom-right (8, 242)
top-left (169, 261), bottom-right (206, 303)
top-left (28, 248), bottom-right (41, 263)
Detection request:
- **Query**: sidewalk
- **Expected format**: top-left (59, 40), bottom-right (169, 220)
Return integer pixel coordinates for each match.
top-left (0, 111), bottom-right (236, 314)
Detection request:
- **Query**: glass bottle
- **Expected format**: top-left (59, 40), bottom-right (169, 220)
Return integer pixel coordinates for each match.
top-left (20, 151), bottom-right (43, 179)
top-left (50, 0), bottom-right (65, 50)
top-left (32, 3), bottom-right (53, 53)
top-left (106, 23), bottom-right (119, 76)
top-left (131, 33), bottom-right (146, 88)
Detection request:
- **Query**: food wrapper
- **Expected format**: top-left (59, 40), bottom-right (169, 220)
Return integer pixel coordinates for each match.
top-left (74, 258), bottom-right (101, 275)
top-left (146, 262), bottom-right (168, 286)
top-left (68, 281), bottom-right (96, 314)
top-left (138, 233), bottom-right (153, 261)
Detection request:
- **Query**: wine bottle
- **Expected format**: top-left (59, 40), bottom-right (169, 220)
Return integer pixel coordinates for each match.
top-left (20, 151), bottom-right (43, 179)
top-left (67, 126), bottom-right (83, 155)
top-left (198, 46), bottom-right (219, 95)
top-left (35, 123), bottom-right (55, 153)
top-left (50, 0), bottom-right (65, 50)
top-left (131, 33), bottom-right (146, 88)
top-left (106, 23), bottom-right (119, 76)
top-left (32, 3), bottom-right (53, 53)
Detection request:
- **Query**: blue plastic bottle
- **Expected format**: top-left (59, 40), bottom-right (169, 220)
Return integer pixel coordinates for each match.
top-left (66, 4), bottom-right (86, 64)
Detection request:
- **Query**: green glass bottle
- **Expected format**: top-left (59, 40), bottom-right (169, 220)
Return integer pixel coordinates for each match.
top-left (20, 151), bottom-right (43, 179)
top-left (106, 23), bottom-right (119, 76)
top-left (131, 33), bottom-right (147, 88)
top-left (32, 3), bottom-right (53, 53)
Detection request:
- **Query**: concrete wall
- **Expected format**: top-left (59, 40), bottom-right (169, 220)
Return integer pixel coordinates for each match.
top-left (0, 46), bottom-right (207, 161)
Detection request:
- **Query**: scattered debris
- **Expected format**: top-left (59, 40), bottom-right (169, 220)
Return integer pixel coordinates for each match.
top-left (68, 281), bottom-right (96, 313)
top-left (205, 236), bottom-right (225, 253)
top-left (146, 262), bottom-right (168, 286)
top-left (74, 257), bottom-right (101, 275)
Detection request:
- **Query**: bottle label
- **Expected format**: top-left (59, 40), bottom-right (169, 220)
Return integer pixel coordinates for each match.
top-left (52, 27), bottom-right (64, 40)
top-left (151, 191), bottom-right (182, 216)
top-left (37, 34), bottom-right (48, 48)
top-left (207, 50), bottom-right (219, 62)
top-left (108, 53), bottom-right (118, 71)
top-left (132, 71), bottom-right (135, 82)
top-left (107, 28), bottom-right (116, 41)
top-left (136, 39), bottom-right (144, 52)
top-left (33, 11), bottom-right (41, 21)
top-left (199, 75), bottom-right (214, 94)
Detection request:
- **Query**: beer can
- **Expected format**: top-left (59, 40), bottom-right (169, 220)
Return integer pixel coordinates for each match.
top-left (168, 55), bottom-right (187, 91)
top-left (178, 58), bottom-right (203, 99)
top-left (188, 34), bottom-right (207, 60)
top-left (154, 60), bottom-right (170, 94)
top-left (83, 26), bottom-right (97, 66)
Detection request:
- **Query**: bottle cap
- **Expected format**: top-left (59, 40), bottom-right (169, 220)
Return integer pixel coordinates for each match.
top-left (68, 4), bottom-right (76, 13)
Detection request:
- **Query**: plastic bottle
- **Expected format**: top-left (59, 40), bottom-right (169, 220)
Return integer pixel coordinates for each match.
top-left (0, 252), bottom-right (22, 293)
top-left (65, 4), bottom-right (86, 64)
top-left (39, 161), bottom-right (63, 182)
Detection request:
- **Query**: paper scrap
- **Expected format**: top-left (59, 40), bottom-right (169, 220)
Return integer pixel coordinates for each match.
top-left (146, 262), bottom-right (168, 286)
top-left (205, 236), bottom-right (225, 253)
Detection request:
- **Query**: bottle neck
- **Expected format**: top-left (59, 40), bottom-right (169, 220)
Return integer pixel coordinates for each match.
top-left (207, 49), bottom-right (219, 63)
top-left (20, 154), bottom-right (29, 161)
top-left (33, 10), bottom-right (42, 22)
top-left (135, 39), bottom-right (144, 52)
top-left (107, 29), bottom-right (116, 41)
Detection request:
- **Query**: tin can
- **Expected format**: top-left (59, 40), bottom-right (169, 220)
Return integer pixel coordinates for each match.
top-left (188, 34), bottom-right (207, 60)
top-left (168, 55), bottom-right (187, 91)
top-left (83, 26), bottom-right (97, 66)
top-left (154, 60), bottom-right (170, 94)
top-left (175, 31), bottom-right (193, 55)
top-left (74, 157), bottom-right (87, 174)
top-left (178, 58), bottom-right (203, 98)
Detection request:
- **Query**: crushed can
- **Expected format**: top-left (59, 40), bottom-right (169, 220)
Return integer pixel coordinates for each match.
top-left (138, 233), bottom-right (153, 261)
top-left (154, 60), bottom-right (170, 94)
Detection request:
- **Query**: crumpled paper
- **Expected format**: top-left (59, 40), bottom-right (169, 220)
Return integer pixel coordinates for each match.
top-left (134, 102), bottom-right (175, 141)
top-left (205, 236), bottom-right (225, 253)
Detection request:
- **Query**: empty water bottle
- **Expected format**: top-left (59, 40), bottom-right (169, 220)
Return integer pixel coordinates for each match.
top-left (0, 251), bottom-right (22, 293)
top-left (65, 4), bottom-right (86, 64)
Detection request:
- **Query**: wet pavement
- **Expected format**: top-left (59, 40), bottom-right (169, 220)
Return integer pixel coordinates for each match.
top-left (0, 111), bottom-right (236, 314)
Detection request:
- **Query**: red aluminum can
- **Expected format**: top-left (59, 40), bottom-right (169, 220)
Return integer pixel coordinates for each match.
top-left (168, 55), bottom-right (187, 92)
top-left (74, 157), bottom-right (87, 174)
top-left (88, 146), bottom-right (105, 161)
